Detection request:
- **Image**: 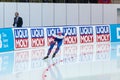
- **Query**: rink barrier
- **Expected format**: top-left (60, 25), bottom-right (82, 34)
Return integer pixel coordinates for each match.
top-left (110, 24), bottom-right (120, 42)
top-left (0, 28), bottom-right (14, 52)
top-left (13, 28), bottom-right (45, 50)
top-left (12, 25), bottom-right (111, 50)
top-left (0, 24), bottom-right (120, 52)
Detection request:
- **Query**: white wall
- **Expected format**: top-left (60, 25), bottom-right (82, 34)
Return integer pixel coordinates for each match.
top-left (66, 4), bottom-right (78, 25)
top-left (29, 3), bottom-right (42, 27)
top-left (103, 4), bottom-right (117, 24)
top-left (91, 4), bottom-right (103, 25)
top-left (114, 4), bottom-right (120, 24)
top-left (0, 3), bottom-right (120, 28)
top-left (4, 3), bottom-right (17, 27)
top-left (79, 4), bottom-right (91, 25)
top-left (0, 3), bottom-right (3, 28)
top-left (54, 4), bottom-right (66, 26)
top-left (17, 3), bottom-right (30, 27)
top-left (42, 3), bottom-right (54, 26)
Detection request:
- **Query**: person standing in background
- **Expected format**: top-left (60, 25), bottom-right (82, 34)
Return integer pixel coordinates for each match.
top-left (13, 12), bottom-right (23, 27)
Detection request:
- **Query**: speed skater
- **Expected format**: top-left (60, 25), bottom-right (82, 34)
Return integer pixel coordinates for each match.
top-left (43, 30), bottom-right (67, 59)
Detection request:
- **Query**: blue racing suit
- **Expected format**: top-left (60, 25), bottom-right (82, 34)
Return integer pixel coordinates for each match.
top-left (47, 33), bottom-right (66, 56)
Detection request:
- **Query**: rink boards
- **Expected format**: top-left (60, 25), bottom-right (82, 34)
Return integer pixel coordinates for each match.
top-left (0, 24), bottom-right (120, 52)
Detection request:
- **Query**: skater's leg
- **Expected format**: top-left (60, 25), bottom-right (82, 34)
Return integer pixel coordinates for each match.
top-left (47, 41), bottom-right (56, 56)
top-left (52, 41), bottom-right (62, 58)
top-left (43, 41), bottom-right (55, 59)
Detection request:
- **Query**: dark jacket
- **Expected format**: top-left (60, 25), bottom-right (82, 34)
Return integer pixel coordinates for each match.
top-left (13, 17), bottom-right (23, 27)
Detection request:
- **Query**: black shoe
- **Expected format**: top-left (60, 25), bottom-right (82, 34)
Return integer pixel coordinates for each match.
top-left (43, 56), bottom-right (49, 60)
top-left (52, 54), bottom-right (56, 58)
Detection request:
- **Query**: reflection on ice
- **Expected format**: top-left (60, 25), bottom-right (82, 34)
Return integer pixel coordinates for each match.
top-left (79, 43), bottom-right (94, 62)
top-left (14, 50), bottom-right (29, 72)
top-left (0, 43), bottom-right (120, 80)
top-left (95, 42), bottom-right (110, 61)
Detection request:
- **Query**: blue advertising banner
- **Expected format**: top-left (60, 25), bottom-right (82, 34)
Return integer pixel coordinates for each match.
top-left (0, 51), bottom-right (14, 75)
top-left (110, 24), bottom-right (120, 42)
top-left (0, 28), bottom-right (14, 52)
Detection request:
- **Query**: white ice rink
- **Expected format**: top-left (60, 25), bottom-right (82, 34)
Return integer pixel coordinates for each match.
top-left (0, 42), bottom-right (120, 80)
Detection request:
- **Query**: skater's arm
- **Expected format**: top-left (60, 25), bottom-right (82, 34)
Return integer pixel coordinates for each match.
top-left (52, 34), bottom-right (58, 38)
top-left (52, 32), bottom-right (68, 39)
top-left (52, 34), bottom-right (64, 39)
top-left (63, 33), bottom-right (67, 38)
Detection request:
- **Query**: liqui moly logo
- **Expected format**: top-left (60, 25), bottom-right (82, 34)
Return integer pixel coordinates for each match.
top-left (31, 28), bottom-right (44, 47)
top-left (47, 28), bottom-right (61, 45)
top-left (96, 25), bottom-right (110, 42)
top-left (63, 27), bottom-right (77, 44)
top-left (80, 27), bottom-right (93, 43)
top-left (14, 29), bottom-right (29, 48)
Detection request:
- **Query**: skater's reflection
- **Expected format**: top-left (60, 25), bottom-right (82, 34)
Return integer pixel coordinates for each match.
top-left (43, 60), bottom-right (63, 80)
